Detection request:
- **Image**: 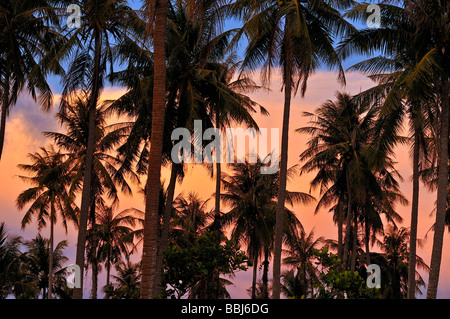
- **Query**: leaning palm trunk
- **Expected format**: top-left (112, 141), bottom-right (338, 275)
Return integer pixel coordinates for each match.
top-left (141, 0), bottom-right (169, 299)
top-left (73, 28), bottom-right (102, 300)
top-left (426, 79), bottom-right (449, 299)
top-left (408, 130), bottom-right (420, 299)
top-left (154, 163), bottom-right (178, 295)
top-left (273, 42), bottom-right (293, 299)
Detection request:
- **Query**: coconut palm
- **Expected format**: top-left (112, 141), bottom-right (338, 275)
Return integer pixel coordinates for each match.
top-left (372, 226), bottom-right (429, 299)
top-left (0, 222), bottom-right (23, 298)
top-left (0, 0), bottom-right (66, 159)
top-left (55, 0), bottom-right (144, 298)
top-left (44, 95), bottom-right (136, 298)
top-left (282, 228), bottom-right (324, 298)
top-left (22, 234), bottom-right (69, 299)
top-left (93, 203), bottom-right (143, 293)
top-left (228, 0), bottom-right (356, 298)
top-left (298, 92), bottom-right (406, 271)
top-left (140, 0), bottom-right (170, 299)
top-left (16, 146), bottom-right (78, 299)
top-left (339, 0), bottom-right (449, 298)
top-left (104, 258), bottom-right (141, 299)
top-left (221, 157), bottom-right (313, 298)
top-left (110, 1), bottom-right (265, 297)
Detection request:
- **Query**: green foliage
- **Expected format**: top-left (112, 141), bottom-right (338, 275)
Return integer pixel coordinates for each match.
top-left (161, 231), bottom-right (248, 299)
top-left (312, 247), bottom-right (379, 299)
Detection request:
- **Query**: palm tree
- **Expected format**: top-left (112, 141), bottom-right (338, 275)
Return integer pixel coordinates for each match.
top-left (298, 92), bottom-right (406, 271)
top-left (44, 96), bottom-right (136, 298)
top-left (56, 0), bottom-right (144, 299)
top-left (140, 0), bottom-right (170, 299)
top-left (221, 158), bottom-right (313, 298)
top-left (373, 226), bottom-right (429, 299)
top-left (22, 234), bottom-right (69, 299)
top-left (339, 0), bottom-right (449, 298)
top-left (0, 0), bottom-right (65, 159)
top-left (229, 0), bottom-right (355, 298)
top-left (93, 203), bottom-right (142, 292)
top-left (170, 192), bottom-right (212, 248)
top-left (104, 259), bottom-right (141, 299)
top-left (16, 146), bottom-right (78, 299)
top-left (282, 227), bottom-right (324, 298)
top-left (110, 1), bottom-right (265, 297)
top-left (0, 222), bottom-right (23, 298)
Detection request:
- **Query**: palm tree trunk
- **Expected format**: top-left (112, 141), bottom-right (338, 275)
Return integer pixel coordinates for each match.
top-left (106, 258), bottom-right (111, 288)
top-left (90, 200), bottom-right (98, 299)
top-left (337, 201), bottom-right (344, 261)
top-left (262, 250), bottom-right (269, 299)
top-left (141, 0), bottom-right (169, 299)
top-left (350, 213), bottom-right (358, 272)
top-left (0, 75), bottom-right (10, 160)
top-left (91, 259), bottom-right (98, 299)
top-left (154, 162), bottom-right (179, 295)
top-left (73, 27), bottom-right (102, 300)
top-left (273, 16), bottom-right (293, 299)
top-left (364, 217), bottom-right (371, 266)
top-left (407, 129), bottom-right (420, 299)
top-left (251, 255), bottom-right (258, 299)
top-left (426, 78), bottom-right (449, 299)
top-left (48, 201), bottom-right (55, 300)
top-left (342, 170), bottom-right (353, 270)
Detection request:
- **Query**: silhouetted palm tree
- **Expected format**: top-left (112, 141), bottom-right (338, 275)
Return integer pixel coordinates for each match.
top-left (0, 0), bottom-right (65, 159)
top-left (16, 146), bottom-right (78, 298)
top-left (229, 0), bottom-right (355, 298)
top-left (56, 0), bottom-right (144, 298)
top-left (282, 228), bottom-right (324, 298)
top-left (22, 234), bottom-right (69, 299)
top-left (221, 158), bottom-right (313, 298)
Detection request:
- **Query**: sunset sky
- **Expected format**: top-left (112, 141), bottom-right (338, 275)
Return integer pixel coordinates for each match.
top-left (0, 69), bottom-right (448, 298)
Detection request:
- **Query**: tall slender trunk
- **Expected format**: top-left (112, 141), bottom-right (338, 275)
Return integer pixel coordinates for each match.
top-left (73, 28), bottom-right (102, 300)
top-left (426, 78), bottom-right (449, 299)
top-left (48, 201), bottom-right (55, 299)
top-left (141, 0), bottom-right (168, 299)
top-left (0, 74), bottom-right (10, 160)
top-left (251, 255), bottom-right (258, 299)
top-left (408, 129), bottom-right (420, 299)
top-left (214, 110), bottom-right (222, 240)
top-left (350, 213), bottom-right (358, 272)
top-left (364, 216), bottom-right (371, 266)
top-left (154, 163), bottom-right (178, 295)
top-left (106, 256), bottom-right (111, 288)
top-left (91, 259), bottom-right (98, 299)
top-left (262, 250), bottom-right (269, 299)
top-left (342, 169), bottom-right (353, 270)
top-left (209, 109), bottom-right (222, 299)
top-left (272, 74), bottom-right (291, 299)
top-left (337, 201), bottom-right (343, 261)
top-left (273, 16), bottom-right (293, 299)
top-left (90, 200), bottom-right (98, 299)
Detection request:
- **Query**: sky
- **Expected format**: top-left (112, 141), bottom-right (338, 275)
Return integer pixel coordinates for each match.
top-left (0, 0), bottom-right (448, 299)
